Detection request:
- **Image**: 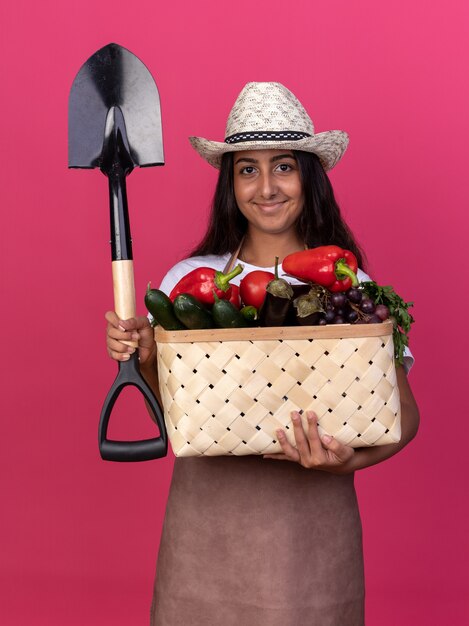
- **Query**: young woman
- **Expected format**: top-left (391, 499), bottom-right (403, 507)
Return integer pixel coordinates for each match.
top-left (105, 82), bottom-right (419, 626)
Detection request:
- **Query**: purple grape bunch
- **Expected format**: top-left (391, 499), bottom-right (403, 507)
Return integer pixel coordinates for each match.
top-left (322, 287), bottom-right (390, 325)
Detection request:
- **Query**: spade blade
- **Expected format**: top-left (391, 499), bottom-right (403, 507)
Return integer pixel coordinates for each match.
top-left (68, 43), bottom-right (164, 169)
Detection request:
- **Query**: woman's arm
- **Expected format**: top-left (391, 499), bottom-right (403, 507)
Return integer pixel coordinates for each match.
top-left (264, 365), bottom-right (420, 474)
top-left (342, 365), bottom-right (419, 472)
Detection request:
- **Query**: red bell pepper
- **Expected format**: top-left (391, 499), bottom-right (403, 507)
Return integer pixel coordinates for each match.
top-left (169, 264), bottom-right (243, 305)
top-left (283, 245), bottom-right (359, 292)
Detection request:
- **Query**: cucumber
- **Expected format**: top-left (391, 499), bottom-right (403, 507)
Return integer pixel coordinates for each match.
top-left (144, 284), bottom-right (185, 330)
top-left (173, 293), bottom-right (215, 329)
top-left (212, 296), bottom-right (248, 328)
top-left (240, 305), bottom-right (258, 323)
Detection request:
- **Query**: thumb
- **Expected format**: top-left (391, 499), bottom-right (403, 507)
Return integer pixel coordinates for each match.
top-left (321, 434), bottom-right (352, 462)
top-left (135, 315), bottom-right (155, 348)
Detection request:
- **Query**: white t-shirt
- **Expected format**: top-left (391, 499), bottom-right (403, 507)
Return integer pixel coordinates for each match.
top-left (158, 253), bottom-right (414, 372)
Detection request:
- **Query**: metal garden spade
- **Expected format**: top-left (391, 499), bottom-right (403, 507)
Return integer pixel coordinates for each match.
top-left (68, 43), bottom-right (167, 461)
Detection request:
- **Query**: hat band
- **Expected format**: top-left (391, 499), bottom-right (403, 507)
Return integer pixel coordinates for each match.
top-left (225, 130), bottom-right (311, 144)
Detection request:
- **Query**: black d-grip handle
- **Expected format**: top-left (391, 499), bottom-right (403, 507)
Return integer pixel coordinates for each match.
top-left (99, 351), bottom-right (168, 461)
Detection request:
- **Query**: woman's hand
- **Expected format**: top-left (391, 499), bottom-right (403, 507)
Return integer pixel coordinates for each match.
top-left (263, 410), bottom-right (355, 474)
top-left (105, 311), bottom-right (156, 369)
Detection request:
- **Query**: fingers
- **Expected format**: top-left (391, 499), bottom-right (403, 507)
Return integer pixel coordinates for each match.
top-left (106, 326), bottom-right (138, 362)
top-left (290, 411), bottom-right (313, 460)
top-left (275, 428), bottom-right (300, 463)
top-left (272, 410), bottom-right (354, 471)
top-left (305, 411), bottom-right (327, 458)
top-left (274, 411), bottom-right (315, 466)
top-left (105, 311), bottom-right (150, 362)
top-left (107, 339), bottom-right (137, 361)
top-left (281, 410), bottom-right (324, 467)
top-left (105, 310), bottom-right (120, 328)
top-left (106, 312), bottom-right (151, 334)
top-left (263, 453), bottom-right (292, 461)
top-left (287, 410), bottom-right (326, 468)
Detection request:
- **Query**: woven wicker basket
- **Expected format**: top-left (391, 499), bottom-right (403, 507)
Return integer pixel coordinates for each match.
top-left (155, 320), bottom-right (401, 457)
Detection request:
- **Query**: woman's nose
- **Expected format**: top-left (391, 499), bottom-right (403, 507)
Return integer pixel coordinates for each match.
top-left (258, 171), bottom-right (278, 199)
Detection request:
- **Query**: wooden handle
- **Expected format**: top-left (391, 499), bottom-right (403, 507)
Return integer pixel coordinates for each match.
top-left (112, 260), bottom-right (137, 348)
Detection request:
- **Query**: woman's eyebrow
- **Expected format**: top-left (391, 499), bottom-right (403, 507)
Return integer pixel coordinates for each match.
top-left (234, 154), bottom-right (296, 165)
top-left (271, 154), bottom-right (296, 162)
top-left (234, 157), bottom-right (258, 165)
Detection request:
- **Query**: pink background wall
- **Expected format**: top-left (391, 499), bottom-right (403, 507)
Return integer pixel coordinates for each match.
top-left (1, 1), bottom-right (468, 624)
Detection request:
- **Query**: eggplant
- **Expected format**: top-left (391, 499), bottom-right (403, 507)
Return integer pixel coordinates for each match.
top-left (258, 257), bottom-right (294, 327)
top-left (284, 283), bottom-right (311, 325)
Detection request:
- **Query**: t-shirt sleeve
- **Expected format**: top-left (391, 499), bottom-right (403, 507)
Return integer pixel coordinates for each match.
top-left (159, 261), bottom-right (193, 295)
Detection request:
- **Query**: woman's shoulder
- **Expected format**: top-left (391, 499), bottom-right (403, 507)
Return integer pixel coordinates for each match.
top-left (158, 253), bottom-right (231, 294)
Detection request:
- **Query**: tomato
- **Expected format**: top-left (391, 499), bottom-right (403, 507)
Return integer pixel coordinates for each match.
top-left (239, 270), bottom-right (275, 309)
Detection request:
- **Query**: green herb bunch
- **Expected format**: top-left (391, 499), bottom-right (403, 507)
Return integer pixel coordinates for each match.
top-left (360, 281), bottom-right (414, 365)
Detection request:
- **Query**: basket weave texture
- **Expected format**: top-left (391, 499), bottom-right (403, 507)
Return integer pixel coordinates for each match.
top-left (155, 321), bottom-right (401, 457)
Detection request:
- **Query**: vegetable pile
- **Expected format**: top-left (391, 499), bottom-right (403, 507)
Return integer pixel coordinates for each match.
top-left (145, 246), bottom-right (414, 365)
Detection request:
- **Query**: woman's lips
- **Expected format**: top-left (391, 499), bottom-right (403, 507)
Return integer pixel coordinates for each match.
top-left (254, 200), bottom-right (287, 212)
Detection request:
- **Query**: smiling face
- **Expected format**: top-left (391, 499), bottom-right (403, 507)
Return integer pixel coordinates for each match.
top-left (233, 149), bottom-right (304, 239)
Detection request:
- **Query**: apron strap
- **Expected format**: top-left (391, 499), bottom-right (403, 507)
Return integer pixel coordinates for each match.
top-left (222, 237), bottom-right (244, 273)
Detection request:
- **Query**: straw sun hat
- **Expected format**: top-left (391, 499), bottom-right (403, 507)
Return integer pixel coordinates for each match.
top-left (189, 82), bottom-right (349, 171)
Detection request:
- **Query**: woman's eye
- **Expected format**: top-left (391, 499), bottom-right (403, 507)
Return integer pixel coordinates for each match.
top-left (276, 163), bottom-right (293, 172)
top-left (241, 166), bottom-right (256, 175)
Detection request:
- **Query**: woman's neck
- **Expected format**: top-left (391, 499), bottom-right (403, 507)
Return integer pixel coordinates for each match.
top-left (238, 231), bottom-right (304, 267)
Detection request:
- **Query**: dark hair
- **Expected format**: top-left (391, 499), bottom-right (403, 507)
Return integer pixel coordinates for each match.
top-left (190, 150), bottom-right (365, 269)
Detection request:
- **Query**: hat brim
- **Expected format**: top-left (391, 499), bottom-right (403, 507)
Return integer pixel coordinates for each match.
top-left (188, 130), bottom-right (349, 171)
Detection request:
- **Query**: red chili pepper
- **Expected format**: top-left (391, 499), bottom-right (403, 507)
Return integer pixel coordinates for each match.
top-left (169, 264), bottom-right (244, 305)
top-left (283, 245), bottom-right (359, 292)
